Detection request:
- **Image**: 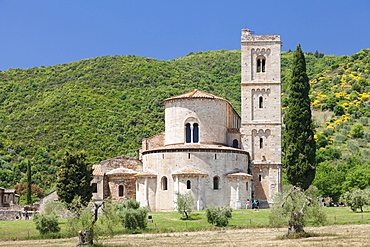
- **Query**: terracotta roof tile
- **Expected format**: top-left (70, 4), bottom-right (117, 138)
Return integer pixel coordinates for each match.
top-left (226, 172), bottom-right (252, 178)
top-left (106, 167), bottom-right (138, 176)
top-left (135, 171), bottom-right (157, 177)
top-left (164, 89), bottom-right (226, 102)
top-left (172, 169), bottom-right (208, 176)
top-left (92, 164), bottom-right (105, 176)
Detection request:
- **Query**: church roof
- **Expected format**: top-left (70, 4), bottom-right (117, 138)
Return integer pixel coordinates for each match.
top-left (172, 169), bottom-right (208, 176)
top-left (106, 167), bottom-right (138, 176)
top-left (134, 171), bottom-right (157, 177)
top-left (4, 189), bottom-right (16, 194)
top-left (164, 89), bottom-right (226, 102)
top-left (226, 172), bottom-right (252, 178)
top-left (92, 164), bottom-right (104, 176)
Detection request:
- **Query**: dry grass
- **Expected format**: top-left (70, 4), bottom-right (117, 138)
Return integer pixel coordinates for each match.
top-left (1, 224), bottom-right (369, 246)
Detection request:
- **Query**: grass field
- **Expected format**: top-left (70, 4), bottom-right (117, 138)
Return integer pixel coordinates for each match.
top-left (0, 206), bottom-right (369, 242)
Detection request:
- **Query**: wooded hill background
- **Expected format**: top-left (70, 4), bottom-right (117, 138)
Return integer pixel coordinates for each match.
top-left (0, 49), bottom-right (369, 200)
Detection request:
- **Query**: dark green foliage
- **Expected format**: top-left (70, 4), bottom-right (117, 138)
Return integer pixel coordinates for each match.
top-left (56, 151), bottom-right (93, 207)
top-left (283, 45), bottom-right (316, 190)
top-left (342, 161), bottom-right (370, 191)
top-left (26, 159), bottom-right (32, 205)
top-left (116, 198), bottom-right (148, 230)
top-left (316, 133), bottom-right (329, 149)
top-left (313, 161), bottom-right (346, 202)
top-left (175, 192), bottom-right (195, 219)
top-left (33, 212), bottom-right (61, 234)
top-left (334, 105), bottom-right (345, 116)
top-left (205, 206), bottom-right (232, 227)
top-left (315, 147), bottom-right (341, 164)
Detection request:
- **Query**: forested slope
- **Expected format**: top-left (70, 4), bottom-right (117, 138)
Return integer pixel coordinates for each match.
top-left (0, 49), bottom-right (369, 199)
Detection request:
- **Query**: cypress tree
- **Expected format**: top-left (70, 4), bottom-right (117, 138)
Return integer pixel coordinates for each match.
top-left (26, 159), bottom-right (32, 205)
top-left (283, 44), bottom-right (316, 190)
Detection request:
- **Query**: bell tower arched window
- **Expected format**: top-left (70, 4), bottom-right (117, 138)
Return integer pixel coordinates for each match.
top-left (260, 137), bottom-right (264, 149)
top-left (259, 96), bottom-right (263, 108)
top-left (257, 57), bottom-right (266, 73)
top-left (233, 139), bottom-right (239, 148)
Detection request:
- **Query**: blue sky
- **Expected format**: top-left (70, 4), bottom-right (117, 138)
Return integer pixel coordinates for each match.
top-left (1, 0), bottom-right (369, 71)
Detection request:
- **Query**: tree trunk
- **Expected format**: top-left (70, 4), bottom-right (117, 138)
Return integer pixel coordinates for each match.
top-left (287, 221), bottom-right (304, 235)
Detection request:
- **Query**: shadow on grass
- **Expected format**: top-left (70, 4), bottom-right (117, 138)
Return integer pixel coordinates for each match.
top-left (276, 231), bottom-right (337, 240)
top-left (180, 213), bottom-right (203, 220)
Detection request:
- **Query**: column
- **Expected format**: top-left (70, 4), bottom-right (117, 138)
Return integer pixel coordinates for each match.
top-left (144, 177), bottom-right (148, 207)
top-left (236, 177), bottom-right (241, 209)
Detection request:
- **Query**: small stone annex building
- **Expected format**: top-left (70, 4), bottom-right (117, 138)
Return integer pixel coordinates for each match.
top-left (92, 29), bottom-right (282, 211)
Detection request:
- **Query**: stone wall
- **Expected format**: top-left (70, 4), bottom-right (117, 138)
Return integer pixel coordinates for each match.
top-left (106, 175), bottom-right (137, 203)
top-left (139, 149), bottom-right (249, 211)
top-left (240, 29), bottom-right (282, 202)
top-left (141, 132), bottom-right (165, 152)
top-left (164, 98), bottom-right (230, 146)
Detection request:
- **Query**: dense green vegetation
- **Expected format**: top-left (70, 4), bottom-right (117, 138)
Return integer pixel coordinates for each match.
top-left (0, 49), bottom-right (369, 199)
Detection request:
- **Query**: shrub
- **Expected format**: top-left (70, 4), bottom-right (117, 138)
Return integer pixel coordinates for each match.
top-left (205, 206), bottom-right (232, 227)
top-left (334, 105), bottom-right (345, 116)
top-left (349, 124), bottom-right (364, 138)
top-left (347, 140), bottom-right (359, 154)
top-left (360, 117), bottom-right (368, 126)
top-left (316, 133), bottom-right (328, 148)
top-left (323, 128), bottom-right (334, 136)
top-left (365, 133), bottom-right (370, 142)
top-left (357, 139), bottom-right (368, 147)
top-left (33, 212), bottom-right (60, 234)
top-left (335, 134), bottom-right (347, 143)
top-left (116, 199), bottom-right (148, 230)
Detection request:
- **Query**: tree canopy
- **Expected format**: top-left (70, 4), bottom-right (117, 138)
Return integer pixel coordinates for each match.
top-left (56, 151), bottom-right (93, 207)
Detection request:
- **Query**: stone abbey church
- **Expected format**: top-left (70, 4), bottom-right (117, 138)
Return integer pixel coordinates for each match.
top-left (92, 29), bottom-right (282, 211)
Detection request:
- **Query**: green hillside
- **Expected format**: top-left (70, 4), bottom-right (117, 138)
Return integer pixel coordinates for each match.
top-left (0, 49), bottom-right (369, 198)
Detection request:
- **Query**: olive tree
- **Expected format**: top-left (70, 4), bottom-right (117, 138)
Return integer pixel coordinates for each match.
top-left (270, 186), bottom-right (326, 236)
top-left (175, 192), bottom-right (195, 219)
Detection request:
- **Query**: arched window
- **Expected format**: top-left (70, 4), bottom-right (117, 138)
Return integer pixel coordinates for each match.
top-left (185, 122), bottom-right (199, 143)
top-left (246, 182), bottom-right (249, 191)
top-left (213, 176), bottom-right (219, 190)
top-left (185, 123), bottom-right (191, 143)
top-left (187, 180), bottom-right (191, 189)
top-left (118, 185), bottom-right (124, 197)
top-left (92, 183), bottom-right (97, 193)
top-left (233, 139), bottom-right (239, 148)
top-left (257, 57), bottom-right (266, 73)
top-left (193, 123), bottom-right (199, 143)
top-left (260, 137), bottom-right (263, 149)
top-left (161, 176), bottom-right (168, 190)
top-left (259, 174), bottom-right (262, 182)
top-left (259, 96), bottom-right (263, 108)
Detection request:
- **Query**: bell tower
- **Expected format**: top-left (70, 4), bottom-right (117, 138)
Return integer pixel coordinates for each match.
top-left (240, 29), bottom-right (282, 203)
